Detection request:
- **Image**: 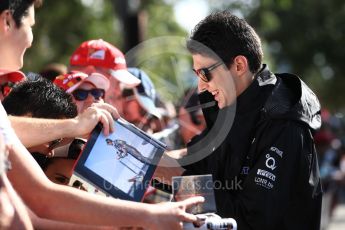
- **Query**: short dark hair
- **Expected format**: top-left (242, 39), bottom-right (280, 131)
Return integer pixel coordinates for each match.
top-left (187, 11), bottom-right (263, 74)
top-left (0, 0), bottom-right (42, 28)
top-left (3, 77), bottom-right (77, 119)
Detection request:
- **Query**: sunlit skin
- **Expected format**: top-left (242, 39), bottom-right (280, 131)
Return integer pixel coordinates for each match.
top-left (26, 138), bottom-right (76, 185)
top-left (1, 3), bottom-right (207, 229)
top-left (192, 54), bottom-right (254, 109)
top-left (70, 65), bottom-right (123, 114)
top-left (24, 110), bottom-right (54, 157)
top-left (0, 5), bottom-right (35, 100)
top-left (73, 82), bottom-right (104, 114)
top-left (44, 158), bottom-right (75, 185)
top-left (0, 5), bottom-right (35, 71)
top-left (27, 143), bottom-right (53, 157)
top-left (0, 132), bottom-right (14, 229)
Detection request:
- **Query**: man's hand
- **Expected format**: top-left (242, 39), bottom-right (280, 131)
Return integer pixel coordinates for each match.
top-left (147, 196), bottom-right (204, 230)
top-left (73, 103), bottom-right (120, 137)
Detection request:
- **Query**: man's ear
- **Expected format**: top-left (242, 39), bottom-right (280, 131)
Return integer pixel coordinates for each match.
top-left (0, 10), bottom-right (12, 32)
top-left (233, 55), bottom-right (249, 75)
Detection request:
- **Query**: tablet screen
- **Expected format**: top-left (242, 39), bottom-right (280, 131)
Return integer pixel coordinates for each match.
top-left (73, 119), bottom-right (166, 201)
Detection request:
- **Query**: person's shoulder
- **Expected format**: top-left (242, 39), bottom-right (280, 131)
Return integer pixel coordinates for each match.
top-left (265, 119), bottom-right (308, 135)
top-left (0, 102), bottom-right (8, 118)
top-left (266, 72), bottom-right (321, 131)
top-left (256, 119), bottom-right (310, 151)
top-left (0, 102), bottom-right (20, 145)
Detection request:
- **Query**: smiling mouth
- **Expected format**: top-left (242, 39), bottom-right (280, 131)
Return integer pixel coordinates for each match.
top-left (211, 90), bottom-right (219, 97)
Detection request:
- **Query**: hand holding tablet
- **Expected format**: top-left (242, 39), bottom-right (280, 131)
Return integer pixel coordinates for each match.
top-left (72, 118), bottom-right (166, 201)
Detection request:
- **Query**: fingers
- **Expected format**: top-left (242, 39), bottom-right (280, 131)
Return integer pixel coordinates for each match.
top-left (179, 212), bottom-right (199, 223)
top-left (181, 196), bottom-right (205, 209)
top-left (149, 196), bottom-right (204, 229)
top-left (91, 103), bottom-right (118, 135)
top-left (91, 103), bottom-right (120, 120)
top-left (75, 102), bottom-right (119, 138)
top-left (98, 112), bottom-right (110, 136)
top-left (177, 196), bottom-right (205, 222)
top-left (100, 108), bottom-right (114, 134)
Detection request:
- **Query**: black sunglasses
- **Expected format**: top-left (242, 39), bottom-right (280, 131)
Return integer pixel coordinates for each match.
top-left (192, 62), bottom-right (223, 82)
top-left (72, 88), bottom-right (105, 101)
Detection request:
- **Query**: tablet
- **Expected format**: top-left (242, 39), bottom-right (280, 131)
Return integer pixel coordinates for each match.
top-left (72, 118), bottom-right (167, 202)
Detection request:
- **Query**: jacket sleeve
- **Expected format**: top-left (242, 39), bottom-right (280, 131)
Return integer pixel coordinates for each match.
top-left (216, 120), bottom-right (308, 230)
top-left (180, 129), bottom-right (215, 175)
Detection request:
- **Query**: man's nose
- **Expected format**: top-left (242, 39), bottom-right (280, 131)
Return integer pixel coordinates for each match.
top-left (198, 79), bottom-right (208, 92)
top-left (85, 94), bottom-right (99, 103)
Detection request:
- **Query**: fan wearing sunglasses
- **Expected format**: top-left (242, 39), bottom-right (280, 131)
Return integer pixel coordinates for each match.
top-left (54, 71), bottom-right (110, 113)
top-left (69, 39), bottom-right (141, 116)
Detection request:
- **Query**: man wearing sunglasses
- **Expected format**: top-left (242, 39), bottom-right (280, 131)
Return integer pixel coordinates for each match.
top-left (172, 11), bottom-right (322, 230)
top-left (54, 71), bottom-right (109, 114)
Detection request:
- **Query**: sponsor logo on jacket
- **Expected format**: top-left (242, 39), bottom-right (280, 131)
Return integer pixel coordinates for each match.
top-left (257, 169), bottom-right (276, 181)
top-left (270, 146), bottom-right (283, 158)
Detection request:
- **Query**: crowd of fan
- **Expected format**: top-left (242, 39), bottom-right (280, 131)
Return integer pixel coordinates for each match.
top-left (0, 29), bottom-right (206, 230)
top-left (315, 110), bottom-right (345, 229)
top-left (1, 39), bottom-right (206, 195)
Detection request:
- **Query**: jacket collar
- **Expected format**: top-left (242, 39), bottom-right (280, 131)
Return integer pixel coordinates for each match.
top-left (236, 64), bottom-right (276, 114)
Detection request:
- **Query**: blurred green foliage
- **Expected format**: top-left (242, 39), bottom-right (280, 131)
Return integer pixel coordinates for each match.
top-left (135, 0), bottom-right (192, 103)
top-left (218, 0), bottom-right (345, 110)
top-left (23, 0), bottom-right (191, 103)
top-left (23, 0), bottom-right (345, 109)
top-left (24, 0), bottom-right (121, 72)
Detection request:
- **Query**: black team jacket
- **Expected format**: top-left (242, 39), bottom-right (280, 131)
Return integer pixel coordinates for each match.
top-left (180, 64), bottom-right (323, 230)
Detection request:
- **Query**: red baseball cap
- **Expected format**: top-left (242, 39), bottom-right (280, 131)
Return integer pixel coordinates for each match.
top-left (0, 70), bottom-right (26, 83)
top-left (69, 39), bottom-right (140, 87)
top-left (0, 71), bottom-right (26, 97)
top-left (53, 71), bottom-right (110, 93)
